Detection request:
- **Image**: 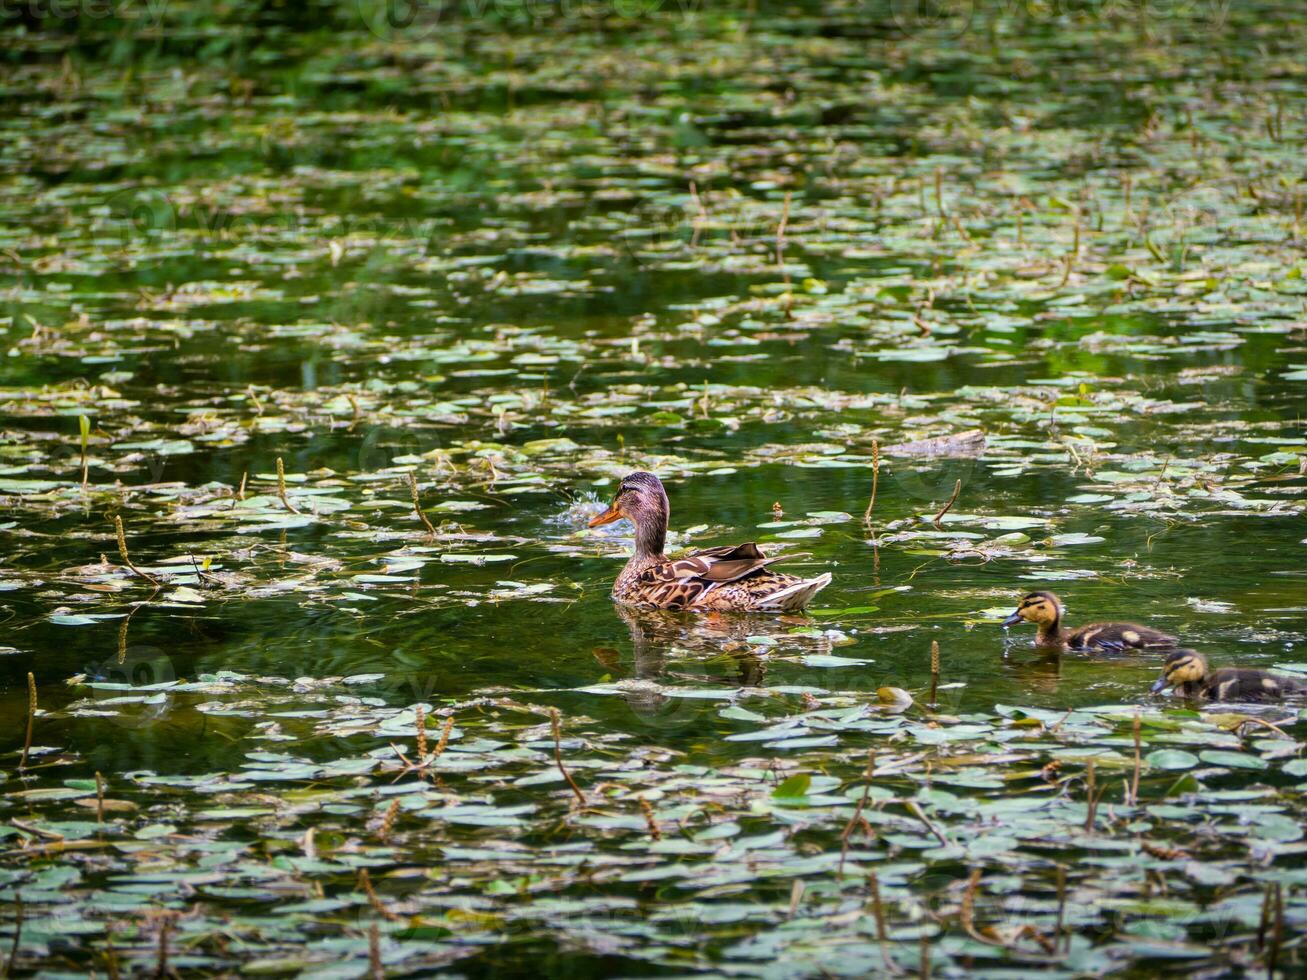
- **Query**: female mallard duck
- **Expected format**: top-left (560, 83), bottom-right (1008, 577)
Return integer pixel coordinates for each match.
top-left (1151, 649), bottom-right (1307, 702)
top-left (1002, 590), bottom-right (1177, 651)
top-left (587, 471), bottom-right (831, 612)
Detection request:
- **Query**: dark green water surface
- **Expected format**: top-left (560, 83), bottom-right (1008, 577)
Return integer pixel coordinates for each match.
top-left (1, 1), bottom-right (1306, 975)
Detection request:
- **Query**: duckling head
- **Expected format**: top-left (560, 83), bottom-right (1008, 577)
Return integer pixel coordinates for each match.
top-left (588, 471), bottom-right (669, 554)
top-left (1151, 649), bottom-right (1208, 693)
top-left (1002, 590), bottom-right (1062, 629)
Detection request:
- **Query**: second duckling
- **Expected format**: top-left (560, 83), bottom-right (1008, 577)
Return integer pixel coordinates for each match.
top-left (1151, 649), bottom-right (1307, 702)
top-left (1002, 590), bottom-right (1177, 651)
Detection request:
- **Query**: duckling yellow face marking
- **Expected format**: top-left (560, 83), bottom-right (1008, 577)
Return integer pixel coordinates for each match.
top-left (1153, 650), bottom-right (1207, 693)
top-left (1159, 651), bottom-right (1207, 688)
top-left (1002, 591), bottom-right (1062, 628)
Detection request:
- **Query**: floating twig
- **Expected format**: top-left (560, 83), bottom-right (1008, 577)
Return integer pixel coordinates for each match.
top-left (114, 515), bottom-right (160, 588)
top-left (863, 439), bottom-right (880, 525)
top-left (932, 480), bottom-right (961, 528)
top-left (95, 771), bottom-right (105, 824)
top-left (920, 930), bottom-right (931, 980)
top-left (550, 708), bottom-right (586, 807)
top-left (19, 672), bottom-right (35, 769)
top-left (275, 457), bottom-right (299, 514)
top-left (407, 472), bottom-right (436, 539)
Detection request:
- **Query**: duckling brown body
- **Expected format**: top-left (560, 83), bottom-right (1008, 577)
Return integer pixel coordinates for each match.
top-left (1152, 650), bottom-right (1307, 702)
top-left (1002, 591), bottom-right (1176, 651)
top-left (590, 472), bottom-right (831, 613)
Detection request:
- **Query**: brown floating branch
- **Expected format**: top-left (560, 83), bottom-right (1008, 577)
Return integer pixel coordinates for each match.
top-left (550, 708), bottom-right (586, 807)
top-left (114, 515), bottom-right (160, 588)
top-left (407, 472), bottom-right (436, 540)
top-left (931, 480), bottom-right (961, 528)
top-left (863, 438), bottom-right (880, 525)
top-left (19, 672), bottom-right (35, 769)
top-left (275, 456), bottom-right (299, 514)
top-left (930, 640), bottom-right (941, 710)
top-left (95, 771), bottom-right (105, 824)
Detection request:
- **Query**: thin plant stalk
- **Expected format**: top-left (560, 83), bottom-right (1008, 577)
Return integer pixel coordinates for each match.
top-left (276, 456), bottom-right (299, 514)
top-left (550, 708), bottom-right (586, 807)
top-left (79, 415), bottom-right (90, 491)
top-left (928, 640), bottom-right (940, 707)
top-left (407, 472), bottom-right (436, 539)
top-left (19, 673), bottom-right (35, 769)
top-left (114, 515), bottom-right (160, 588)
top-left (863, 439), bottom-right (880, 524)
top-left (932, 480), bottom-right (961, 528)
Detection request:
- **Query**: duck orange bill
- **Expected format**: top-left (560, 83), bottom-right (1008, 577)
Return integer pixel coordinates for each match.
top-left (587, 504), bottom-right (623, 528)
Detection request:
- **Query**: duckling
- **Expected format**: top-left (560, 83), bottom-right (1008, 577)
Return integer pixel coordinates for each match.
top-left (1001, 590), bottom-right (1177, 651)
top-left (1151, 649), bottom-right (1307, 702)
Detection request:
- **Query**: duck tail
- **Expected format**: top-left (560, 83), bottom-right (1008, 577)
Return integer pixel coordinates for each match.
top-left (759, 572), bottom-right (832, 612)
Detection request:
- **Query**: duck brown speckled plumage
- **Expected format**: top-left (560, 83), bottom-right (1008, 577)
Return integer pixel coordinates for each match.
top-left (1002, 590), bottom-right (1177, 651)
top-left (588, 472), bottom-right (831, 612)
top-left (1151, 649), bottom-right (1307, 702)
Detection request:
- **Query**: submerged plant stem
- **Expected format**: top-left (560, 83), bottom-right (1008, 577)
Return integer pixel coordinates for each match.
top-left (551, 708), bottom-right (586, 807)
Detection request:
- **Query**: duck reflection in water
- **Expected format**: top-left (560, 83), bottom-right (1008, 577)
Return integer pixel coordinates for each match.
top-left (1001, 645), bottom-right (1065, 697)
top-left (593, 606), bottom-right (773, 726)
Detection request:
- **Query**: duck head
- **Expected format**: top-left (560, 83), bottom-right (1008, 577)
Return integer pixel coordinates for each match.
top-left (1151, 649), bottom-right (1208, 694)
top-left (1002, 590), bottom-right (1062, 629)
top-left (588, 471), bottom-right (669, 555)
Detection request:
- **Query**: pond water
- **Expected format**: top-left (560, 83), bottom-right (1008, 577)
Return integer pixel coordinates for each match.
top-left (2, 1), bottom-right (1306, 976)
